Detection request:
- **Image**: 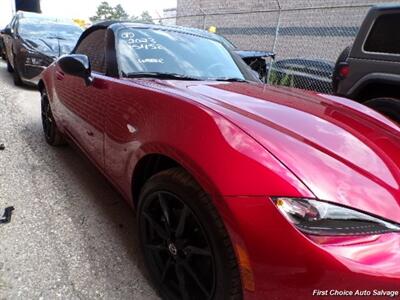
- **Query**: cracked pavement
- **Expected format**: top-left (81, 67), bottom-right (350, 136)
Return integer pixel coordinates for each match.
top-left (0, 60), bottom-right (158, 299)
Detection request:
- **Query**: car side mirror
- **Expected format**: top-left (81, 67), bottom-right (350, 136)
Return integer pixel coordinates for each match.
top-left (58, 54), bottom-right (93, 86)
top-left (1, 27), bottom-right (12, 35)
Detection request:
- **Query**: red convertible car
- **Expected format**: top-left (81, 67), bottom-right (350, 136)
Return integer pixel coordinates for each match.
top-left (39, 22), bottom-right (400, 300)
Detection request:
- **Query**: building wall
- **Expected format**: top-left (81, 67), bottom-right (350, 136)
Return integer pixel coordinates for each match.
top-left (176, 0), bottom-right (399, 61)
top-left (177, 0), bottom-right (396, 16)
top-left (162, 8), bottom-right (177, 25)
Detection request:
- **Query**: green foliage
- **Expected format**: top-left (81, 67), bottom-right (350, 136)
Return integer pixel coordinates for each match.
top-left (90, 1), bottom-right (154, 24)
top-left (90, 1), bottom-right (113, 22)
top-left (112, 4), bottom-right (129, 20)
top-left (90, 1), bottom-right (130, 22)
top-left (268, 66), bottom-right (279, 85)
top-left (280, 70), bottom-right (295, 87)
top-left (268, 62), bottom-right (295, 88)
top-left (131, 11), bottom-right (154, 24)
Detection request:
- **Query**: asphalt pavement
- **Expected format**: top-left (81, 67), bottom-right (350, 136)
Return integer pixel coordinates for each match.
top-left (0, 60), bottom-right (158, 300)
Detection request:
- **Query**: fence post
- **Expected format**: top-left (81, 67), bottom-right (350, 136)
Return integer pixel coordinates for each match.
top-left (199, 6), bottom-right (207, 30)
top-left (267, 0), bottom-right (282, 85)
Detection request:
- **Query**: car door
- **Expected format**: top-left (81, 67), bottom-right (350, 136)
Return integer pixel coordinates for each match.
top-left (54, 29), bottom-right (108, 169)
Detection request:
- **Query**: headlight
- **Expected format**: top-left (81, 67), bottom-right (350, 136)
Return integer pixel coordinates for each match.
top-left (273, 197), bottom-right (400, 236)
top-left (26, 56), bottom-right (45, 66)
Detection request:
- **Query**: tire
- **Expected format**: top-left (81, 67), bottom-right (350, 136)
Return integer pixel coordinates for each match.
top-left (364, 98), bottom-right (400, 124)
top-left (332, 45), bottom-right (352, 93)
top-left (6, 58), bottom-right (13, 73)
top-left (40, 89), bottom-right (66, 146)
top-left (138, 168), bottom-right (242, 300)
top-left (12, 58), bottom-right (23, 86)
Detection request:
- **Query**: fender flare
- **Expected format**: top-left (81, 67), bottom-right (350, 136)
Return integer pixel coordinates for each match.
top-left (348, 73), bottom-right (400, 100)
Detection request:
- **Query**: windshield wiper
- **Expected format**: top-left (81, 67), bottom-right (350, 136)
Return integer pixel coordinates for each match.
top-left (46, 35), bottom-right (67, 40)
top-left (122, 72), bottom-right (203, 81)
top-left (210, 77), bottom-right (248, 82)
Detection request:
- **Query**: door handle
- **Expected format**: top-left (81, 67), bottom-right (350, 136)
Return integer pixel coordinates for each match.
top-left (56, 70), bottom-right (65, 81)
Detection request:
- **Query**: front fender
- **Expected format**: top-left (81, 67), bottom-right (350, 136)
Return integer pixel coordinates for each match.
top-left (113, 94), bottom-right (314, 204)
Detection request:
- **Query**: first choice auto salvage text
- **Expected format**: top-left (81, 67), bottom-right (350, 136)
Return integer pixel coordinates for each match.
top-left (312, 289), bottom-right (399, 297)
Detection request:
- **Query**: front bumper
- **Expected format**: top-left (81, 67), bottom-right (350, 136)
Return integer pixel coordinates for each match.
top-left (21, 64), bottom-right (47, 85)
top-left (222, 196), bottom-right (400, 300)
top-left (16, 51), bottom-right (55, 85)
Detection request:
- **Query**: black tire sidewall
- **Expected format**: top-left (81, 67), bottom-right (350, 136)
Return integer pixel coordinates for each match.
top-left (6, 58), bottom-right (13, 73)
top-left (41, 91), bottom-right (55, 144)
top-left (12, 57), bottom-right (23, 86)
top-left (138, 170), bottom-right (240, 300)
top-left (41, 90), bottom-right (64, 145)
top-left (40, 88), bottom-right (66, 146)
top-left (364, 98), bottom-right (400, 123)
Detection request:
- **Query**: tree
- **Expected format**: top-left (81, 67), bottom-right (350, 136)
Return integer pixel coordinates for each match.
top-left (112, 4), bottom-right (129, 20)
top-left (139, 11), bottom-right (154, 24)
top-left (90, 1), bottom-right (113, 22)
top-left (90, 1), bottom-right (130, 22)
top-left (131, 11), bottom-right (154, 24)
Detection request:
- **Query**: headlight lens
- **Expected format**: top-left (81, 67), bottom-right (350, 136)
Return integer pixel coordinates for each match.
top-left (25, 56), bottom-right (45, 66)
top-left (273, 197), bottom-right (400, 236)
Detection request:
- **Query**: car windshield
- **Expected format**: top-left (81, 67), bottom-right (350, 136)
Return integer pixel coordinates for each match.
top-left (117, 28), bottom-right (247, 80)
top-left (19, 19), bottom-right (83, 40)
top-left (216, 35), bottom-right (236, 49)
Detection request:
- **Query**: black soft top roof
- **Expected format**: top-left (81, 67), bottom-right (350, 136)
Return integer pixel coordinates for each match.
top-left (74, 20), bottom-right (119, 48)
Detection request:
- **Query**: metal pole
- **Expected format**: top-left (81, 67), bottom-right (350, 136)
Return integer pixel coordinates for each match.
top-left (267, 0), bottom-right (281, 84)
top-left (199, 6), bottom-right (206, 30)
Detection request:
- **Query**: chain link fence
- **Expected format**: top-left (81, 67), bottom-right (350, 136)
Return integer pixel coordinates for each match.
top-left (153, 0), bottom-right (399, 94)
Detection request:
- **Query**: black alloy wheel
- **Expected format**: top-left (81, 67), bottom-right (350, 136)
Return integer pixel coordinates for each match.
top-left (140, 191), bottom-right (216, 299)
top-left (138, 168), bottom-right (242, 300)
top-left (40, 90), bottom-right (66, 146)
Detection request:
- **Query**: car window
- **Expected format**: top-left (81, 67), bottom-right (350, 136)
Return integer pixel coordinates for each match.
top-left (75, 29), bottom-right (107, 74)
top-left (216, 35), bottom-right (236, 49)
top-left (116, 28), bottom-right (246, 80)
top-left (364, 13), bottom-right (400, 54)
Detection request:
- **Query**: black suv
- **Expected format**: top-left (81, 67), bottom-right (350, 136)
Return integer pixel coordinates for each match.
top-left (333, 4), bottom-right (400, 123)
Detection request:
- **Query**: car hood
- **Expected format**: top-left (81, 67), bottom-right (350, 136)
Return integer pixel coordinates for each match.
top-left (157, 80), bottom-right (400, 222)
top-left (22, 37), bottom-right (76, 57)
